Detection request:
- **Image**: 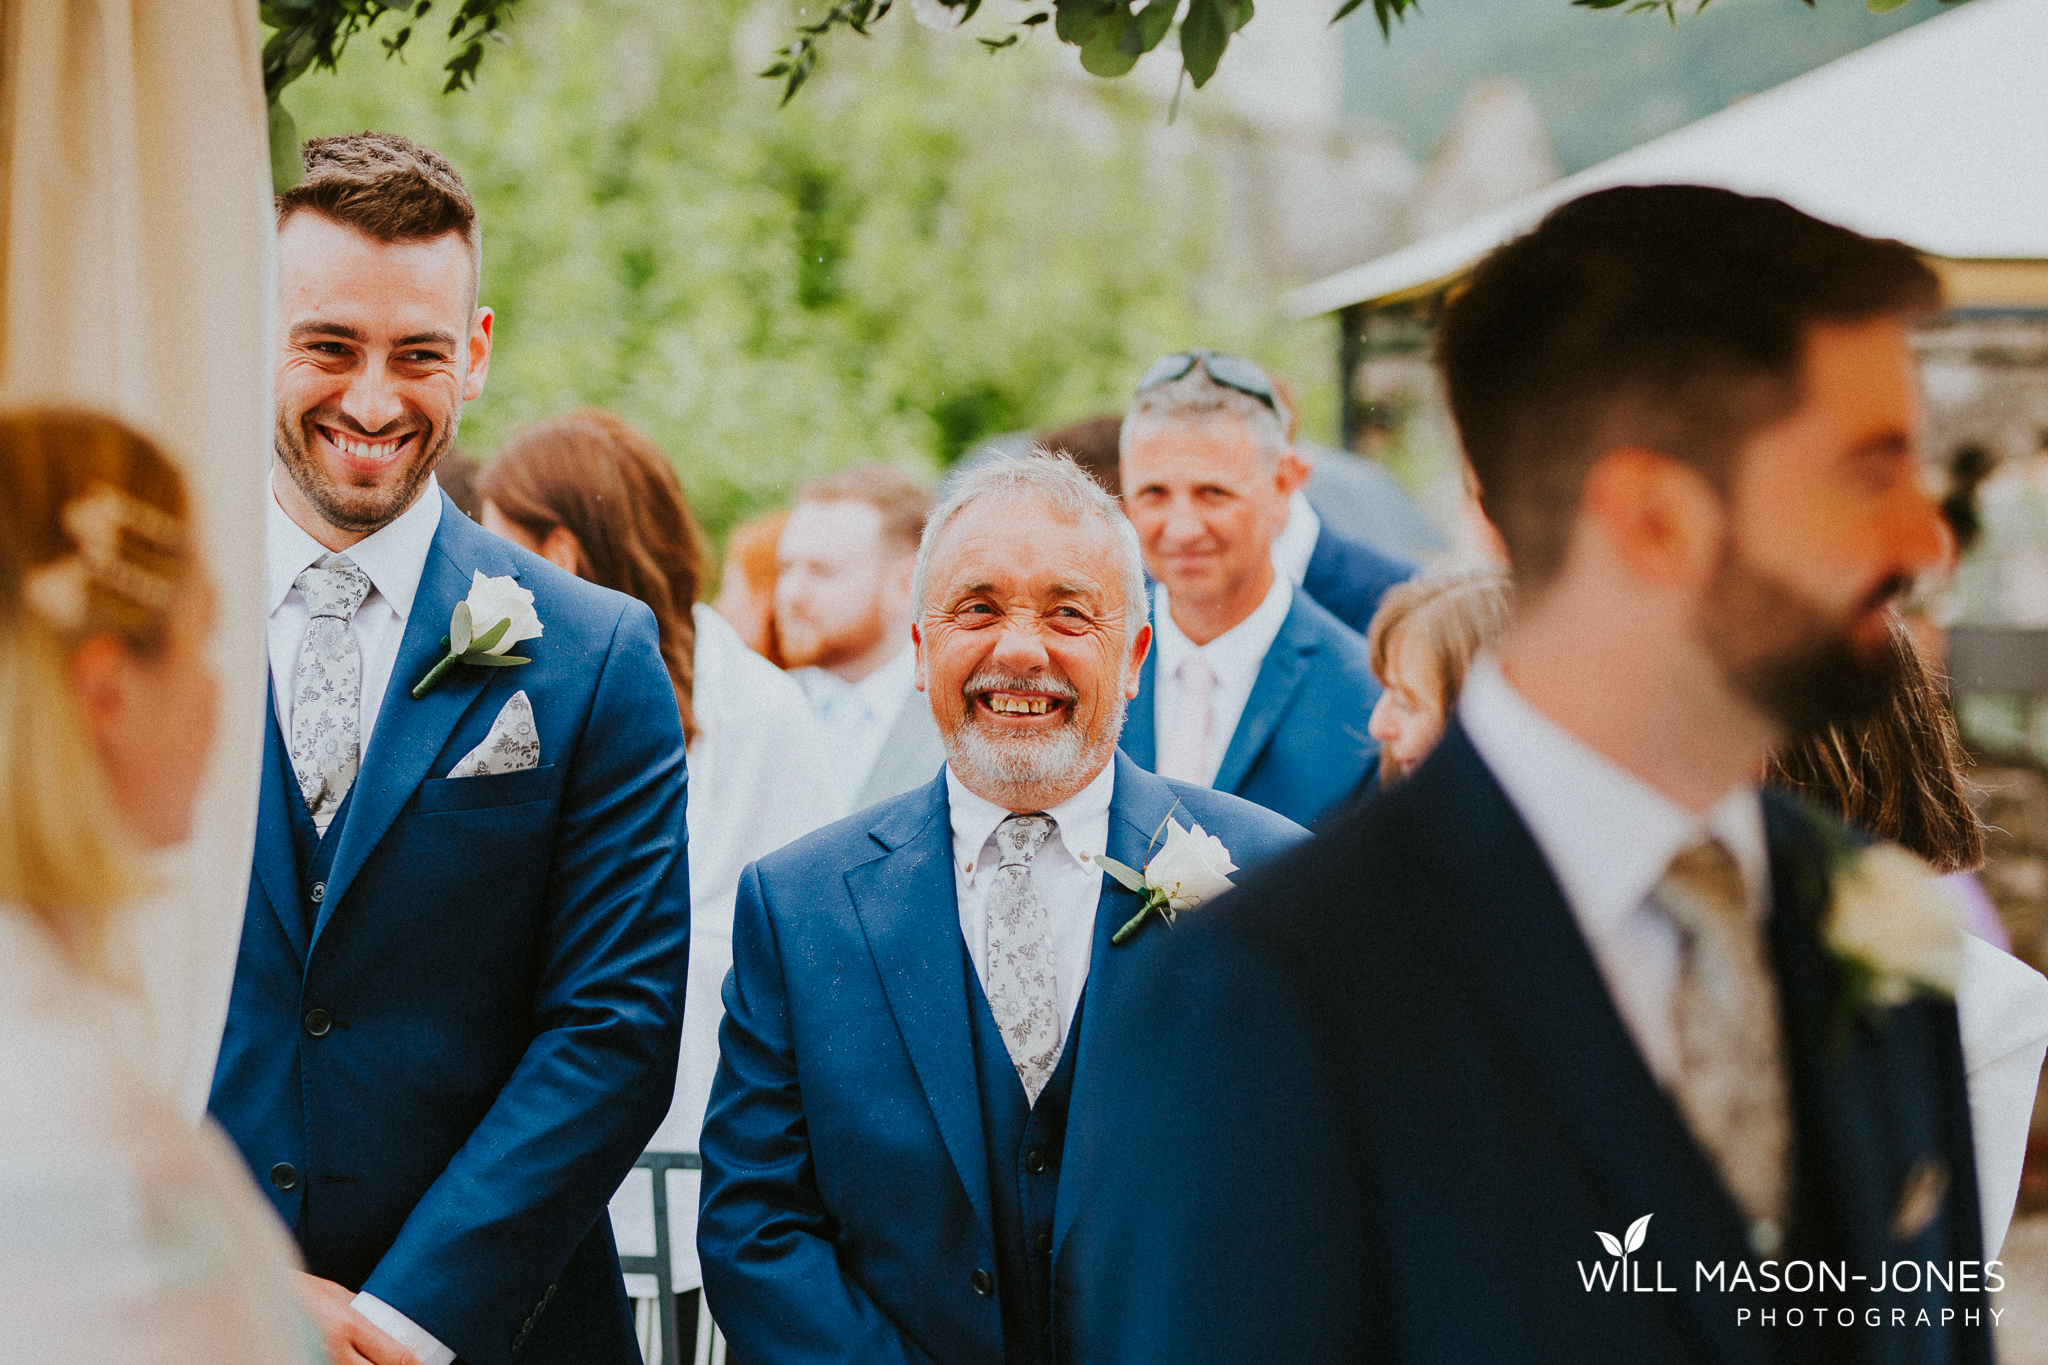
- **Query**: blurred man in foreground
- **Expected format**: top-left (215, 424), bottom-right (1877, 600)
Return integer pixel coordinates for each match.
top-left (1065, 187), bottom-right (1990, 1364)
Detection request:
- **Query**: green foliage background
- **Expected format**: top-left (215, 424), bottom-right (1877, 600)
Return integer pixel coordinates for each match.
top-left (287, 0), bottom-right (1333, 540)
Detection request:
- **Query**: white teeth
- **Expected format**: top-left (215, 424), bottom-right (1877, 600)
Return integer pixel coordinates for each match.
top-left (329, 431), bottom-right (404, 461)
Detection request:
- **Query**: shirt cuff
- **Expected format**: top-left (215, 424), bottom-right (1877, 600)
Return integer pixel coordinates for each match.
top-left (351, 1292), bottom-right (457, 1365)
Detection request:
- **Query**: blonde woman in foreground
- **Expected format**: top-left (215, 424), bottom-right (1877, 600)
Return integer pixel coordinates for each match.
top-left (0, 411), bottom-right (324, 1364)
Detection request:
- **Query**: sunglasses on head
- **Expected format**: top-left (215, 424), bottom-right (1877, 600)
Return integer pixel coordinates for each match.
top-left (1134, 350), bottom-right (1282, 415)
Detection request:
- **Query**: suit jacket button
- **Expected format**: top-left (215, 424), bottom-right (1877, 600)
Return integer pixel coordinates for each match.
top-left (1035, 1231), bottom-right (1053, 1254)
top-left (310, 882), bottom-right (326, 904)
top-left (1025, 1149), bottom-right (1047, 1174)
top-left (971, 1268), bottom-right (994, 1297)
top-left (269, 1162), bottom-right (299, 1191)
top-left (303, 1009), bottom-right (332, 1038)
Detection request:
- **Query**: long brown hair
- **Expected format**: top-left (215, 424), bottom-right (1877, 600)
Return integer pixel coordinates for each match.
top-left (1366, 567), bottom-right (1513, 715)
top-left (1763, 616), bottom-right (1986, 874)
top-left (479, 409), bottom-right (707, 744)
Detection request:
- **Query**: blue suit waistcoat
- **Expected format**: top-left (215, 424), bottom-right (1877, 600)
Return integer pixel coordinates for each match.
top-left (1299, 524), bottom-right (1417, 637)
top-left (1060, 724), bottom-right (1994, 1365)
top-left (1125, 587), bottom-right (1383, 829)
top-left (696, 753), bottom-right (1308, 1365)
top-left (209, 493), bottom-right (690, 1365)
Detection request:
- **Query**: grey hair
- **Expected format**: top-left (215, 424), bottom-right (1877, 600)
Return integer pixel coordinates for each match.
top-left (1119, 366), bottom-right (1290, 469)
top-left (913, 452), bottom-right (1149, 631)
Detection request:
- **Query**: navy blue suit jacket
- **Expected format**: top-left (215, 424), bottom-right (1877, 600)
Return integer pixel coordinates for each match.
top-left (1125, 587), bottom-right (1382, 828)
top-left (1061, 725), bottom-right (1992, 1365)
top-left (210, 494), bottom-right (690, 1365)
top-left (696, 753), bottom-right (1308, 1365)
top-left (1299, 524), bottom-right (1416, 637)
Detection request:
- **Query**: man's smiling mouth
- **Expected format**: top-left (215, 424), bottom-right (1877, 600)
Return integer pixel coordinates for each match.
top-left (317, 423), bottom-right (416, 465)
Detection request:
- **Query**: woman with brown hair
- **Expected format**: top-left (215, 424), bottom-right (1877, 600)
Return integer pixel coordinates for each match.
top-left (477, 409), bottom-right (839, 1342)
top-left (0, 410), bottom-right (319, 1362)
top-left (1365, 566), bottom-right (1513, 784)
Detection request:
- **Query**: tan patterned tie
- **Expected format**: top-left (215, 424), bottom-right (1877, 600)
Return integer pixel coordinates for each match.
top-left (289, 559), bottom-right (374, 836)
top-left (985, 813), bottom-right (1063, 1104)
top-left (1651, 839), bottom-right (1792, 1256)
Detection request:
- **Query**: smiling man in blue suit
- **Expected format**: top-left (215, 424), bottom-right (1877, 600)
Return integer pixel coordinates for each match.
top-left (1118, 352), bottom-right (1384, 828)
top-left (209, 134), bottom-right (689, 1365)
top-left (1064, 188), bottom-right (1992, 1365)
top-left (697, 455), bottom-right (1306, 1365)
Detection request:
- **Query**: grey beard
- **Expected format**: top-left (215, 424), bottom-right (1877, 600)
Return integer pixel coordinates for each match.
top-left (946, 691), bottom-right (1126, 799)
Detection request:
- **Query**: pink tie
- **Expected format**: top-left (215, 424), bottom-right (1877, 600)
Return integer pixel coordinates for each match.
top-left (1160, 654), bottom-right (1217, 784)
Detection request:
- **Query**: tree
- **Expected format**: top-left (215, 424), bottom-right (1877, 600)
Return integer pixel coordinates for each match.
top-left (287, 0), bottom-right (1332, 540)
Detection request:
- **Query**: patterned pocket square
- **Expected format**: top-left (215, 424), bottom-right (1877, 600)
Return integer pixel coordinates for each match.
top-left (448, 690), bottom-right (540, 778)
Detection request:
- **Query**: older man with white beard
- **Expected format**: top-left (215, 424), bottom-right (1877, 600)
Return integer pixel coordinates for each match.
top-left (697, 455), bottom-right (1308, 1365)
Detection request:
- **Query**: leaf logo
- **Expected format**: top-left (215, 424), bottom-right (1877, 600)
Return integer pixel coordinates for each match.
top-left (1594, 1214), bottom-right (1652, 1262)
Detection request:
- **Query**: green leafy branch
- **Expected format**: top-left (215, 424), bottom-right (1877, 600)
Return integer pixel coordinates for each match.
top-left (260, 0), bottom-right (525, 189)
top-left (765, 0), bottom-right (1420, 104)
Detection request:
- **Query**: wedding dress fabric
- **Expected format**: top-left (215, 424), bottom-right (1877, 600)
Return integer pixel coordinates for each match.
top-left (0, 907), bottom-right (316, 1364)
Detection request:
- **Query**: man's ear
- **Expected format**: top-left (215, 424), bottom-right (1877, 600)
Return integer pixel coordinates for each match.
top-left (1275, 450), bottom-right (1311, 498)
top-left (1124, 622), bottom-right (1153, 699)
top-left (463, 306), bottom-right (495, 403)
top-left (1580, 446), bottom-right (1723, 590)
top-left (911, 621), bottom-right (928, 693)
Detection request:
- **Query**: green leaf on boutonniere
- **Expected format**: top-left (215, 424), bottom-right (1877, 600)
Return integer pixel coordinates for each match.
top-left (1092, 854), bottom-right (1148, 894)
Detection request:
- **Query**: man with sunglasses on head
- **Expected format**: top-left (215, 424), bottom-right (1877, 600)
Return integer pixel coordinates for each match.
top-left (1117, 352), bottom-right (1385, 827)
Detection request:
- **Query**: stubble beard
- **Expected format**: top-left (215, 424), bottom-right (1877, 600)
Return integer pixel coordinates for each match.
top-left (274, 405), bottom-right (451, 536)
top-left (779, 592), bottom-right (892, 673)
top-left (1695, 540), bottom-right (1907, 740)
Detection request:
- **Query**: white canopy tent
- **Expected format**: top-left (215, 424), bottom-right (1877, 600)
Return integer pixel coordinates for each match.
top-left (1286, 0), bottom-right (2048, 319)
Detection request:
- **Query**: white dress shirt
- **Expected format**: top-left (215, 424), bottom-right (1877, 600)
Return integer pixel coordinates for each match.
top-left (265, 474), bottom-right (443, 755)
top-left (1270, 491), bottom-right (1321, 588)
top-left (947, 759), bottom-right (1116, 1045)
top-left (1457, 656), bottom-right (1770, 1091)
top-left (792, 645), bottom-right (916, 811)
top-left (265, 475), bottom-right (454, 1365)
top-left (1150, 575), bottom-right (1294, 790)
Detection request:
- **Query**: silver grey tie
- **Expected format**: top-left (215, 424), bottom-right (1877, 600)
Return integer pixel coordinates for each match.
top-left (289, 560), bottom-right (374, 836)
top-left (985, 813), bottom-right (1063, 1104)
top-left (1652, 839), bottom-right (1793, 1255)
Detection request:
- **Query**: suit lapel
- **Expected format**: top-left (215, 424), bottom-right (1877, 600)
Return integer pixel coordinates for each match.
top-left (844, 774), bottom-right (996, 1233)
top-left (1052, 754), bottom-right (1184, 1259)
top-left (1761, 796), bottom-right (1897, 1270)
top-left (314, 502), bottom-right (509, 944)
top-left (252, 682), bottom-right (309, 966)
top-left (1411, 727), bottom-right (1758, 1356)
top-left (1211, 599), bottom-right (1314, 795)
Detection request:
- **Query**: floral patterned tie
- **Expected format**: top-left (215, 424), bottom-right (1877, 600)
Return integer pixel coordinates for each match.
top-left (289, 560), bottom-right (374, 836)
top-left (1652, 838), bottom-right (1792, 1256)
top-left (985, 813), bottom-right (1063, 1104)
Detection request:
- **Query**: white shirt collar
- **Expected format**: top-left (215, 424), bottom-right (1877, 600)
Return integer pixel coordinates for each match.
top-left (1152, 572), bottom-right (1294, 696)
top-left (265, 471), bottom-right (443, 621)
top-left (1270, 491), bottom-right (1321, 588)
top-left (946, 755), bottom-right (1117, 887)
top-left (1457, 655), bottom-right (1770, 934)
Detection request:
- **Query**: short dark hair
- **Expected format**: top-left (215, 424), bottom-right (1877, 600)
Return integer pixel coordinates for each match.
top-left (794, 465), bottom-right (933, 557)
top-left (278, 132), bottom-right (480, 293)
top-left (1436, 185), bottom-right (1940, 588)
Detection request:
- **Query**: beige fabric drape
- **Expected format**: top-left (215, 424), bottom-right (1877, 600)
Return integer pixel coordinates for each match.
top-left (0, 0), bottom-right (272, 1120)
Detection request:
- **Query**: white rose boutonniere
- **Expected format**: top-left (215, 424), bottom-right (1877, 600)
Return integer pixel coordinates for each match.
top-left (411, 571), bottom-right (544, 699)
top-left (1826, 842), bottom-right (1963, 1012)
top-left (1098, 816), bottom-right (1238, 946)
